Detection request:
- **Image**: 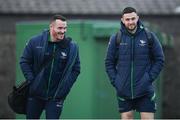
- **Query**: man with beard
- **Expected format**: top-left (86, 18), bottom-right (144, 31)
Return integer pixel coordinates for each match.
top-left (105, 7), bottom-right (164, 119)
top-left (20, 15), bottom-right (80, 119)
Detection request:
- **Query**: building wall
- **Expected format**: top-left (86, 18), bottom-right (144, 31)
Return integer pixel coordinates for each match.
top-left (0, 33), bottom-right (15, 118)
top-left (0, 14), bottom-right (179, 118)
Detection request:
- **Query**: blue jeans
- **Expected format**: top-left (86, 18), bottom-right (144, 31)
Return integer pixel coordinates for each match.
top-left (26, 97), bottom-right (64, 119)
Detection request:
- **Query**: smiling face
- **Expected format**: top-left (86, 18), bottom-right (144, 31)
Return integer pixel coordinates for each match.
top-left (50, 19), bottom-right (67, 41)
top-left (121, 12), bottom-right (139, 31)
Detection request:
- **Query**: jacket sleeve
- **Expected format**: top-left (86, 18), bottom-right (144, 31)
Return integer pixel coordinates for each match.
top-left (105, 34), bottom-right (117, 87)
top-left (58, 44), bottom-right (80, 99)
top-left (19, 39), bottom-right (35, 83)
top-left (149, 32), bottom-right (165, 82)
top-left (67, 45), bottom-right (80, 87)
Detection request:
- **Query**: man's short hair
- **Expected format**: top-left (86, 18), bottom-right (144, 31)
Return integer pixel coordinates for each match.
top-left (50, 14), bottom-right (66, 23)
top-left (122, 7), bottom-right (137, 16)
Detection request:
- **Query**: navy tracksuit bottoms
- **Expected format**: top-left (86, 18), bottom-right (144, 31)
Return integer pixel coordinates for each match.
top-left (26, 97), bottom-right (64, 119)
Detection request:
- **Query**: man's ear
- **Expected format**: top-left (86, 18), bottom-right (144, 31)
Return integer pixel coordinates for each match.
top-left (137, 15), bottom-right (139, 20)
top-left (121, 18), bottom-right (124, 23)
top-left (49, 23), bottom-right (52, 29)
top-left (49, 21), bottom-right (55, 28)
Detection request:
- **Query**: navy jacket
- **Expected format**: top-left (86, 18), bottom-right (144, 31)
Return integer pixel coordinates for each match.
top-left (20, 30), bottom-right (80, 100)
top-left (105, 21), bottom-right (164, 99)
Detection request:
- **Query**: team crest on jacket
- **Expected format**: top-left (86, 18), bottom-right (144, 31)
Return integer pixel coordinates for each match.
top-left (60, 52), bottom-right (67, 59)
top-left (139, 40), bottom-right (146, 46)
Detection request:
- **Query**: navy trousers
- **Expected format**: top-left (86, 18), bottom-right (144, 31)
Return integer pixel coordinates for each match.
top-left (26, 97), bottom-right (64, 119)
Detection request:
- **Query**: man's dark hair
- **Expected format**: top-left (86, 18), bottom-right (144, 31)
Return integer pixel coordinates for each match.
top-left (50, 14), bottom-right (66, 23)
top-left (122, 7), bottom-right (137, 16)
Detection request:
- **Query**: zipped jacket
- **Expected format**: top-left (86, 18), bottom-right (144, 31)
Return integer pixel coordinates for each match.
top-left (20, 29), bottom-right (80, 100)
top-left (105, 21), bottom-right (164, 99)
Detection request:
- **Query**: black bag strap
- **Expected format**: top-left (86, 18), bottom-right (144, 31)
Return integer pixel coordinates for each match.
top-left (144, 28), bottom-right (153, 48)
top-left (40, 38), bottom-right (71, 72)
top-left (144, 28), bottom-right (154, 60)
top-left (115, 31), bottom-right (122, 64)
top-left (114, 28), bottom-right (154, 63)
top-left (39, 46), bottom-right (60, 73)
top-left (17, 47), bottom-right (60, 88)
top-left (116, 31), bottom-right (122, 46)
top-left (17, 43), bottom-right (61, 87)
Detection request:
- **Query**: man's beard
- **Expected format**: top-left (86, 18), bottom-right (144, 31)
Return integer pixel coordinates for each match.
top-left (127, 25), bottom-right (136, 31)
top-left (127, 25), bottom-right (137, 34)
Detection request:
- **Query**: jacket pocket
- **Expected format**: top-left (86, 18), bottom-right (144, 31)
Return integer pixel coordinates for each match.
top-left (114, 73), bottom-right (128, 97)
top-left (135, 72), bottom-right (153, 97)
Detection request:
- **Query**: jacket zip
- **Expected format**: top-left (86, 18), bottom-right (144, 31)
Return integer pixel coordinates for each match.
top-left (131, 36), bottom-right (134, 99)
top-left (46, 44), bottom-right (56, 97)
top-left (53, 43), bottom-right (78, 99)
